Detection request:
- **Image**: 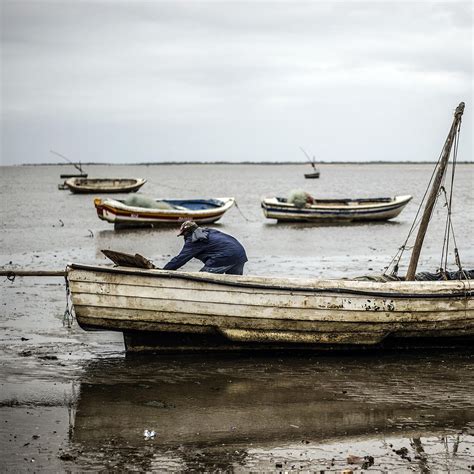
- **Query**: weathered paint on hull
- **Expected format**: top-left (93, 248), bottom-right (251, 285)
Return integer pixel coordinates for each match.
top-left (95, 197), bottom-right (235, 226)
top-left (67, 265), bottom-right (473, 352)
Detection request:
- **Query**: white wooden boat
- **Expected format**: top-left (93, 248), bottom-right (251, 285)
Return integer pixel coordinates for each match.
top-left (66, 103), bottom-right (472, 352)
top-left (65, 177), bottom-right (146, 194)
top-left (261, 195), bottom-right (412, 222)
top-left (94, 197), bottom-right (235, 228)
top-left (67, 264), bottom-right (473, 352)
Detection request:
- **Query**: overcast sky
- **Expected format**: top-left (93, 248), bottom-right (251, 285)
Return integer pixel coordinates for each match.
top-left (1, 1), bottom-right (472, 165)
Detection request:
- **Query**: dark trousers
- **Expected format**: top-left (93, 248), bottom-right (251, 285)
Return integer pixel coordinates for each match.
top-left (200, 262), bottom-right (245, 275)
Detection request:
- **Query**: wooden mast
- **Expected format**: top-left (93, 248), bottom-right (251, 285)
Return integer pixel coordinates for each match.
top-left (405, 102), bottom-right (465, 280)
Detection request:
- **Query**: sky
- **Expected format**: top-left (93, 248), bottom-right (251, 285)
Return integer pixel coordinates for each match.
top-left (1, 0), bottom-right (472, 165)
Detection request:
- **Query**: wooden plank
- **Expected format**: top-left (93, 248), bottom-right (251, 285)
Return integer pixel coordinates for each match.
top-left (217, 328), bottom-right (387, 344)
top-left (68, 268), bottom-right (472, 295)
top-left (69, 280), bottom-right (473, 313)
top-left (74, 306), bottom-right (474, 332)
top-left (72, 292), bottom-right (472, 323)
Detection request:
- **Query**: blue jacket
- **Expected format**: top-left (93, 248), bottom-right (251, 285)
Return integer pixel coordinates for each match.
top-left (163, 228), bottom-right (248, 271)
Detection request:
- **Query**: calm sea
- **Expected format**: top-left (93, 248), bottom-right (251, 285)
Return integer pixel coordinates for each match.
top-left (1, 163), bottom-right (473, 276)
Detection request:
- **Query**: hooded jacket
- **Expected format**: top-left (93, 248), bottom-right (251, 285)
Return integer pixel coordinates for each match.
top-left (163, 228), bottom-right (248, 271)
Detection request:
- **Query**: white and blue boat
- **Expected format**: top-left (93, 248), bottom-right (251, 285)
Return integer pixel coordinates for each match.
top-left (95, 196), bottom-right (235, 228)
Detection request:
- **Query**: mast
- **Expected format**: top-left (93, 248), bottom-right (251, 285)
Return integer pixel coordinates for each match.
top-left (405, 102), bottom-right (465, 280)
top-left (50, 150), bottom-right (84, 173)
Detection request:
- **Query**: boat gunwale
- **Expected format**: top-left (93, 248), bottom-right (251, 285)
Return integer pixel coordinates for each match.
top-left (96, 197), bottom-right (235, 217)
top-left (67, 264), bottom-right (473, 299)
top-left (262, 195), bottom-right (413, 211)
top-left (66, 177), bottom-right (146, 186)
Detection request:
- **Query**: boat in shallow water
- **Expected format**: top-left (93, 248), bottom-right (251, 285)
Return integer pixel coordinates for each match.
top-left (261, 195), bottom-right (412, 222)
top-left (67, 263), bottom-right (473, 352)
top-left (94, 197), bottom-right (235, 228)
top-left (64, 177), bottom-right (146, 194)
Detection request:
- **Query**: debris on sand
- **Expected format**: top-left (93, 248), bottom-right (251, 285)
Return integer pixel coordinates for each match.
top-left (143, 429), bottom-right (156, 440)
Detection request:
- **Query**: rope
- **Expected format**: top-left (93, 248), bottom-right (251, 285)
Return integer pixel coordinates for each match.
top-left (384, 114), bottom-right (464, 278)
top-left (234, 200), bottom-right (257, 223)
top-left (384, 149), bottom-right (444, 276)
top-left (63, 273), bottom-right (75, 328)
top-left (439, 118), bottom-right (463, 274)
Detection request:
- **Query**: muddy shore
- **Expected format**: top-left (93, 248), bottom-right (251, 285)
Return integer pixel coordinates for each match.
top-left (1, 164), bottom-right (473, 471)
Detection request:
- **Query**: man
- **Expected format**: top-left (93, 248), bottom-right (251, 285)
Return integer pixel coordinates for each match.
top-left (163, 221), bottom-right (248, 275)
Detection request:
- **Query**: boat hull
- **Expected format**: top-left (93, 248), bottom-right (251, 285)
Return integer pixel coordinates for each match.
top-left (94, 197), bottom-right (235, 227)
top-left (65, 178), bottom-right (146, 194)
top-left (262, 195), bottom-right (412, 222)
top-left (67, 264), bottom-right (473, 352)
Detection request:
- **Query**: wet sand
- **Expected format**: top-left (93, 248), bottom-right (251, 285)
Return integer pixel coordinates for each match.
top-left (1, 164), bottom-right (473, 471)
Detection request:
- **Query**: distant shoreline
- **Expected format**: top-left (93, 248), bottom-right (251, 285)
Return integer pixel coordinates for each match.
top-left (13, 161), bottom-right (474, 166)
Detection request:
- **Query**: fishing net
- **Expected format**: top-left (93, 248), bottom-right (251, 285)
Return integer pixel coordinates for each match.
top-left (288, 189), bottom-right (315, 208)
top-left (123, 194), bottom-right (175, 210)
top-left (354, 269), bottom-right (473, 281)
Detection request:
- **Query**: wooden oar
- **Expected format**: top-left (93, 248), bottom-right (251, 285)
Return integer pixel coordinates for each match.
top-left (0, 269), bottom-right (67, 278)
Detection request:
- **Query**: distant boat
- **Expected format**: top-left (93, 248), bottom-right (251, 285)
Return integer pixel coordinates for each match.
top-left (300, 147), bottom-right (321, 179)
top-left (261, 195), bottom-right (412, 222)
top-left (94, 197), bottom-right (235, 228)
top-left (64, 177), bottom-right (146, 194)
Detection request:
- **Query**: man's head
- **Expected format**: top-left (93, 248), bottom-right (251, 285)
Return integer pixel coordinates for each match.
top-left (177, 220), bottom-right (198, 237)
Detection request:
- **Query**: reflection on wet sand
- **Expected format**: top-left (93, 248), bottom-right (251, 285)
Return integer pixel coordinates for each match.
top-left (68, 351), bottom-right (474, 471)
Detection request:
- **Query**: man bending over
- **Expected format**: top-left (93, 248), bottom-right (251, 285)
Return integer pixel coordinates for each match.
top-left (163, 221), bottom-right (248, 275)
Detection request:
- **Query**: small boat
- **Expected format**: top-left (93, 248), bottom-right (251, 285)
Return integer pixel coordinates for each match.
top-left (301, 147), bottom-right (321, 178)
top-left (94, 197), bottom-right (235, 228)
top-left (64, 177), bottom-right (146, 194)
top-left (67, 103), bottom-right (472, 352)
top-left (261, 195), bottom-right (412, 222)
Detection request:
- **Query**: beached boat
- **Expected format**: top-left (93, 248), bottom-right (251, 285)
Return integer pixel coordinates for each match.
top-left (94, 197), bottom-right (235, 228)
top-left (261, 195), bottom-right (412, 222)
top-left (66, 103), bottom-right (472, 352)
top-left (65, 177), bottom-right (146, 194)
top-left (67, 264), bottom-right (473, 351)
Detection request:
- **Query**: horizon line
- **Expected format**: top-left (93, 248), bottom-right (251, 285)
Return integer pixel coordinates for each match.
top-left (10, 160), bottom-right (474, 166)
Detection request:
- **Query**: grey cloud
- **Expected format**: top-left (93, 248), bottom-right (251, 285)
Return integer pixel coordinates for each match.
top-left (1, 1), bottom-right (472, 164)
